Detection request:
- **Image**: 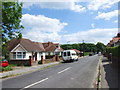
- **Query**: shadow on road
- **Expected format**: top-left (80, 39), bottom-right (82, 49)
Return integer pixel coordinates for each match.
top-left (60, 61), bottom-right (74, 64)
top-left (102, 57), bottom-right (119, 88)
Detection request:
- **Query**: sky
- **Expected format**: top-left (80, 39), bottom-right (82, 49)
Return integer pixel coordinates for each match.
top-left (19, 0), bottom-right (119, 45)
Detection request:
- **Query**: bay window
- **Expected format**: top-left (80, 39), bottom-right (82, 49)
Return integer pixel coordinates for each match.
top-left (13, 52), bottom-right (26, 59)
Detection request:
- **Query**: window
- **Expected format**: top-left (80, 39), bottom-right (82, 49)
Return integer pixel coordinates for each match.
top-left (63, 52), bottom-right (66, 56)
top-left (23, 52), bottom-right (26, 58)
top-left (13, 52), bottom-right (16, 59)
top-left (72, 53), bottom-right (76, 55)
top-left (67, 52), bottom-right (70, 56)
top-left (13, 52), bottom-right (26, 59)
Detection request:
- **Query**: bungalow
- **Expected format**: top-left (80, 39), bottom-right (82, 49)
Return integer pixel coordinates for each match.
top-left (7, 38), bottom-right (46, 62)
top-left (43, 42), bottom-right (63, 56)
top-left (7, 38), bottom-right (63, 63)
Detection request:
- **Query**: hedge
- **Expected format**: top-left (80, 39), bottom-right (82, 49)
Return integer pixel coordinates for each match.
top-left (106, 45), bottom-right (120, 57)
top-left (105, 45), bottom-right (120, 67)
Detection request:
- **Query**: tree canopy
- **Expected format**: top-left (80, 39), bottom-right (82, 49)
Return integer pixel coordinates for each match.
top-left (2, 2), bottom-right (23, 43)
top-left (61, 42), bottom-right (106, 53)
top-left (2, 2), bottom-right (24, 59)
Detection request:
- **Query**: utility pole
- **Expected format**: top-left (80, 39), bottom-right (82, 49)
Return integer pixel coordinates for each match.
top-left (67, 41), bottom-right (70, 50)
top-left (82, 40), bottom-right (84, 57)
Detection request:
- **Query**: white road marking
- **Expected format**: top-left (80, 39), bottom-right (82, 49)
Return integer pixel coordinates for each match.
top-left (58, 67), bottom-right (71, 74)
top-left (20, 78), bottom-right (48, 90)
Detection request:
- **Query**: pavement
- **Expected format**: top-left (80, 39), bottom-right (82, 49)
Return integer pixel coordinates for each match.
top-left (2, 55), bottom-right (100, 89)
top-left (100, 56), bottom-right (119, 88)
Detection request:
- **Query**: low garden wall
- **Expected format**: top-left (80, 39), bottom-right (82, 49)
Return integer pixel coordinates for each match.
top-left (45, 55), bottom-right (54, 59)
top-left (9, 59), bottom-right (30, 66)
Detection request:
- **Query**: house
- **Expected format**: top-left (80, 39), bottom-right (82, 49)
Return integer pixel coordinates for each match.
top-left (7, 38), bottom-right (63, 63)
top-left (7, 38), bottom-right (46, 62)
top-left (107, 33), bottom-right (120, 47)
top-left (43, 42), bottom-right (63, 56)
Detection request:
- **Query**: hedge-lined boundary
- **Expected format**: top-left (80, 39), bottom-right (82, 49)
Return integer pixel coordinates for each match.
top-left (106, 45), bottom-right (119, 57)
top-left (105, 45), bottom-right (120, 67)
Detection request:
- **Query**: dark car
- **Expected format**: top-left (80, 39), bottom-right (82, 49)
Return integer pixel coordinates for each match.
top-left (89, 53), bottom-right (93, 56)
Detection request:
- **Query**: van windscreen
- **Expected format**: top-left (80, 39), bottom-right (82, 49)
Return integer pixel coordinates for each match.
top-left (72, 53), bottom-right (76, 55)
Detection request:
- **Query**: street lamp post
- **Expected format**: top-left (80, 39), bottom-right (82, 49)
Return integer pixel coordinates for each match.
top-left (82, 40), bottom-right (85, 57)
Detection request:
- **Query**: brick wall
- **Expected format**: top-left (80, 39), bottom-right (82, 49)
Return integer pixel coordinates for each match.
top-left (9, 59), bottom-right (30, 66)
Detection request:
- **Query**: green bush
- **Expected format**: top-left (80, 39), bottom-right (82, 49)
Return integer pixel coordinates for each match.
top-left (38, 60), bottom-right (42, 64)
top-left (9, 64), bottom-right (17, 67)
top-left (84, 52), bottom-right (91, 56)
top-left (2, 66), bottom-right (13, 71)
top-left (106, 45), bottom-right (120, 57)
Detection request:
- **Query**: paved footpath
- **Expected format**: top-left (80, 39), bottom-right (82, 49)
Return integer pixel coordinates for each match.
top-left (0, 61), bottom-right (60, 79)
top-left (100, 56), bottom-right (119, 88)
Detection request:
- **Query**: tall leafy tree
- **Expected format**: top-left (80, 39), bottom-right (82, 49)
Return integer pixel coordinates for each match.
top-left (2, 2), bottom-right (24, 59)
top-left (96, 42), bottom-right (106, 53)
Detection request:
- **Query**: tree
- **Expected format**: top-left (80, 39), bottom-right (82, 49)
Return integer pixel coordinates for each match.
top-left (96, 42), bottom-right (106, 53)
top-left (2, 2), bottom-right (24, 59)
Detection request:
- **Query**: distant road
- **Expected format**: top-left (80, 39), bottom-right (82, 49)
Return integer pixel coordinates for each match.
top-left (2, 55), bottom-right (100, 89)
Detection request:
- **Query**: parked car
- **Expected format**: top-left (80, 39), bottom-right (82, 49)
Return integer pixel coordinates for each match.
top-left (2, 60), bottom-right (9, 67)
top-left (62, 50), bottom-right (78, 62)
top-left (89, 53), bottom-right (93, 56)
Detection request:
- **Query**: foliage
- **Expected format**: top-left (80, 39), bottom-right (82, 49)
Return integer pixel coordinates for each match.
top-left (61, 42), bottom-right (106, 53)
top-left (2, 2), bottom-right (24, 59)
top-left (9, 64), bottom-right (17, 67)
top-left (1, 66), bottom-right (13, 71)
top-left (38, 60), bottom-right (42, 64)
top-left (106, 45), bottom-right (120, 57)
top-left (84, 52), bottom-right (91, 56)
top-left (96, 42), bottom-right (106, 53)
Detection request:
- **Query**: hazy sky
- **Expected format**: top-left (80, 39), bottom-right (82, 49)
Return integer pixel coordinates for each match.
top-left (20, 0), bottom-right (119, 45)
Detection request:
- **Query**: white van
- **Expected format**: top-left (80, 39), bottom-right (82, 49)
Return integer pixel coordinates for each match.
top-left (62, 50), bottom-right (78, 62)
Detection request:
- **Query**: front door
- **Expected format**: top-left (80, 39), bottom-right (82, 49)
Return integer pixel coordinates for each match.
top-left (34, 52), bottom-right (37, 61)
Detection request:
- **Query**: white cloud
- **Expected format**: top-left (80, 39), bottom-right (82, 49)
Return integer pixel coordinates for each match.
top-left (114, 20), bottom-right (118, 23)
top-left (62, 28), bottom-right (118, 44)
top-left (21, 14), bottom-right (118, 44)
top-left (91, 23), bottom-right (95, 28)
top-left (95, 10), bottom-right (119, 20)
top-left (21, 14), bottom-right (67, 42)
top-left (22, 1), bottom-right (86, 12)
top-left (88, 0), bottom-right (119, 10)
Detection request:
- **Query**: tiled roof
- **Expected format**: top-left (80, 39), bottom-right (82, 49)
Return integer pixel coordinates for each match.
top-left (7, 38), bottom-right (45, 52)
top-left (7, 38), bottom-right (63, 52)
top-left (112, 37), bottom-right (120, 43)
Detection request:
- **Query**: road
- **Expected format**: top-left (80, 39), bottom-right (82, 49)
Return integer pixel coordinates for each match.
top-left (2, 55), bottom-right (100, 89)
